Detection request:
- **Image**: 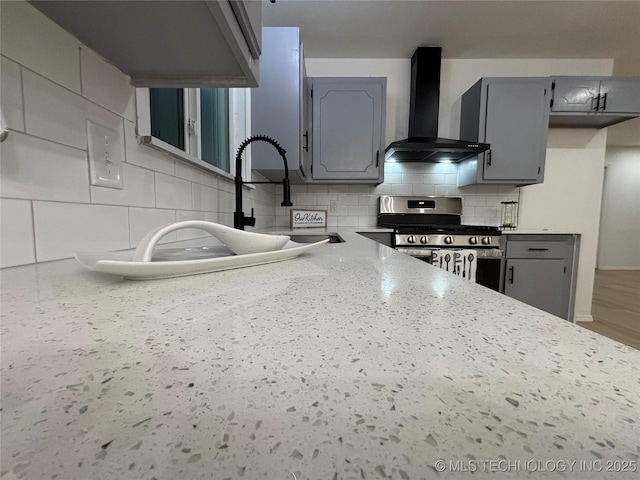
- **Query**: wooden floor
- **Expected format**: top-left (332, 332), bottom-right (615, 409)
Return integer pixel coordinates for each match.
top-left (577, 270), bottom-right (640, 350)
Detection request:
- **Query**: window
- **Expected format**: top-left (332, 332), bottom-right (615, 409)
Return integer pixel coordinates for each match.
top-left (136, 87), bottom-right (250, 178)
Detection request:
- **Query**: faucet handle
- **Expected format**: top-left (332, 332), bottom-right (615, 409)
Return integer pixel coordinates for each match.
top-left (244, 208), bottom-right (256, 227)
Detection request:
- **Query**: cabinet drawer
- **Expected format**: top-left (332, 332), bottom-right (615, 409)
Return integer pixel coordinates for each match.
top-left (506, 241), bottom-right (567, 259)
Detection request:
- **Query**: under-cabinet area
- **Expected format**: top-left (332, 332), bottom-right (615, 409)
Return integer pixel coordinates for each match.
top-left (502, 234), bottom-right (579, 321)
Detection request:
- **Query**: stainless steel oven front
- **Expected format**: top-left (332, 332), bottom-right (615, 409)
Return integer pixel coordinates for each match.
top-left (395, 245), bottom-right (504, 292)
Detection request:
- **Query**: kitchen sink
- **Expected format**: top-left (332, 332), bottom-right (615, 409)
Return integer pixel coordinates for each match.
top-left (288, 233), bottom-right (345, 244)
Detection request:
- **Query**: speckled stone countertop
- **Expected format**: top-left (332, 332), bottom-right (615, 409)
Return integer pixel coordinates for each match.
top-left (1, 229), bottom-right (638, 480)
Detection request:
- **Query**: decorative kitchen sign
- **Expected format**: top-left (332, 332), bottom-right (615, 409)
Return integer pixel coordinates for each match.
top-left (290, 209), bottom-right (327, 229)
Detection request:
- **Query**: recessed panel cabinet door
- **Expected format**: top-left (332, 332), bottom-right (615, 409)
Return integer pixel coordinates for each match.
top-left (599, 78), bottom-right (640, 113)
top-left (551, 77), bottom-right (601, 112)
top-left (482, 81), bottom-right (549, 182)
top-left (311, 78), bottom-right (385, 181)
top-left (504, 259), bottom-right (566, 318)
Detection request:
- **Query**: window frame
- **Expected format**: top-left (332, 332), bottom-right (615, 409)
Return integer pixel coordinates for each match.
top-left (135, 87), bottom-right (251, 180)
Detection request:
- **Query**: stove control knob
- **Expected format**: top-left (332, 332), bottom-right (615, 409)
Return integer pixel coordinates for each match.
top-left (420, 236), bottom-right (429, 244)
top-left (469, 236), bottom-right (479, 245)
top-left (481, 236), bottom-right (492, 245)
top-left (407, 235), bottom-right (416, 244)
top-left (444, 235), bottom-right (454, 245)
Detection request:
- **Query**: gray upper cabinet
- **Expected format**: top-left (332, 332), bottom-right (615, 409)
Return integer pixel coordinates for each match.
top-left (458, 77), bottom-right (552, 186)
top-left (251, 27), bottom-right (307, 183)
top-left (549, 76), bottom-right (640, 128)
top-left (28, 1), bottom-right (261, 87)
top-left (308, 77), bottom-right (386, 184)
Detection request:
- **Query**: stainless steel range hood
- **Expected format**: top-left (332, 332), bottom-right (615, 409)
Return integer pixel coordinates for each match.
top-left (385, 47), bottom-right (489, 163)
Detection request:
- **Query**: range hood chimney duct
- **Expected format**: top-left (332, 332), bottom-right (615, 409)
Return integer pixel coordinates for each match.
top-left (385, 47), bottom-right (490, 163)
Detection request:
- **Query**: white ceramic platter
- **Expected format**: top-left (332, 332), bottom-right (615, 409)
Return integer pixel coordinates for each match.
top-left (75, 239), bottom-right (329, 280)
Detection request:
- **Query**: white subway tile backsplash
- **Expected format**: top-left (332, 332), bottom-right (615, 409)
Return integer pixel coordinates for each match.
top-left (80, 49), bottom-right (135, 121)
top-left (23, 70), bottom-right (124, 150)
top-left (444, 173), bottom-right (458, 185)
top-left (475, 185), bottom-right (499, 195)
top-left (0, 199), bottom-right (35, 268)
top-left (402, 173), bottom-right (425, 184)
top-left (348, 205), bottom-right (369, 216)
top-left (33, 201), bottom-right (129, 262)
top-left (337, 216), bottom-right (359, 227)
top-left (91, 163), bottom-right (155, 208)
top-left (155, 173), bottom-right (192, 210)
top-left (475, 206), bottom-right (499, 218)
top-left (348, 185), bottom-right (372, 194)
top-left (0, 2), bottom-right (81, 93)
top-left (129, 207), bottom-right (176, 247)
top-left (192, 183), bottom-right (218, 212)
top-left (464, 196), bottom-right (487, 207)
top-left (424, 173), bottom-right (445, 184)
top-left (383, 173), bottom-right (402, 184)
top-left (218, 190), bottom-right (234, 213)
top-left (307, 185), bottom-right (329, 194)
top-left (1, 56), bottom-right (25, 132)
top-left (412, 184), bottom-right (436, 195)
top-left (175, 161), bottom-right (208, 184)
top-left (293, 194), bottom-right (317, 206)
top-left (1, 132), bottom-right (90, 203)
top-left (338, 194), bottom-right (360, 206)
top-left (123, 121), bottom-right (175, 176)
top-left (391, 184), bottom-right (412, 195)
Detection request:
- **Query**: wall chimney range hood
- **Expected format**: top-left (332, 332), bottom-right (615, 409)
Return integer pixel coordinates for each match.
top-left (385, 47), bottom-right (489, 163)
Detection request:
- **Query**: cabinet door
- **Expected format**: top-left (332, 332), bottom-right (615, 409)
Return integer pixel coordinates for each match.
top-left (482, 81), bottom-right (548, 182)
top-left (251, 28), bottom-right (303, 182)
top-left (599, 78), bottom-right (640, 113)
top-left (504, 259), bottom-right (566, 318)
top-left (311, 78), bottom-right (384, 181)
top-left (551, 77), bottom-right (601, 112)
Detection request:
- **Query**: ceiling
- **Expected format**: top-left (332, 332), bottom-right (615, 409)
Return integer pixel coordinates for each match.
top-left (263, 0), bottom-right (640, 73)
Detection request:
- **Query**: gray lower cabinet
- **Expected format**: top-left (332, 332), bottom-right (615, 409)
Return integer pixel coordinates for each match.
top-left (251, 27), bottom-right (307, 183)
top-left (458, 77), bottom-right (552, 186)
top-left (503, 235), bottom-right (579, 321)
top-left (306, 77), bottom-right (386, 184)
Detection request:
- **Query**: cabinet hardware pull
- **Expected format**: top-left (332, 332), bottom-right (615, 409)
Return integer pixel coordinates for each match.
top-left (527, 248), bottom-right (549, 251)
top-left (600, 92), bottom-right (608, 110)
top-left (486, 150), bottom-right (492, 166)
top-left (375, 150), bottom-right (380, 167)
top-left (508, 266), bottom-right (514, 284)
top-left (592, 94), bottom-right (601, 110)
top-left (299, 165), bottom-right (306, 178)
top-left (303, 131), bottom-right (309, 152)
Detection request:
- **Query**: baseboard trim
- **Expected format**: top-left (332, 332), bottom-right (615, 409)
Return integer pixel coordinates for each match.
top-left (575, 314), bottom-right (593, 323)
top-left (596, 267), bottom-right (640, 271)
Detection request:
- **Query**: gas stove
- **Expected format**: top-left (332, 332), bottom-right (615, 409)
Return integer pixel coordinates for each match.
top-left (377, 195), bottom-right (502, 249)
top-left (378, 195), bottom-right (504, 291)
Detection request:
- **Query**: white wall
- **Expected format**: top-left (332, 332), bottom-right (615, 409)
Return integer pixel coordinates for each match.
top-left (305, 57), bottom-right (613, 322)
top-left (597, 146), bottom-right (640, 269)
top-left (0, 2), bottom-right (274, 267)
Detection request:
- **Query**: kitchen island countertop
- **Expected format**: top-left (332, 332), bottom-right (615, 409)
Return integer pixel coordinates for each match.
top-left (1, 228), bottom-right (638, 479)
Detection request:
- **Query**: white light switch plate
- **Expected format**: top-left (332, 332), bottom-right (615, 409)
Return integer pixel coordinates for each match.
top-left (87, 120), bottom-right (123, 189)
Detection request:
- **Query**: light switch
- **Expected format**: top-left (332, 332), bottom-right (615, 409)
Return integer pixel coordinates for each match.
top-left (87, 120), bottom-right (123, 189)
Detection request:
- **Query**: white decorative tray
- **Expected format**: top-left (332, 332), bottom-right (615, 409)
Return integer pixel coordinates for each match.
top-left (74, 221), bottom-right (329, 280)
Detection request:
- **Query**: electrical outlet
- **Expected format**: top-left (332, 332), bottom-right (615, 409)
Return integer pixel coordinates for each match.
top-left (330, 200), bottom-right (338, 213)
top-left (87, 120), bottom-right (123, 189)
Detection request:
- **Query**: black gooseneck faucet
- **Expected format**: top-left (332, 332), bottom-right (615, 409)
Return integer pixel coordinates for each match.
top-left (234, 135), bottom-right (293, 230)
